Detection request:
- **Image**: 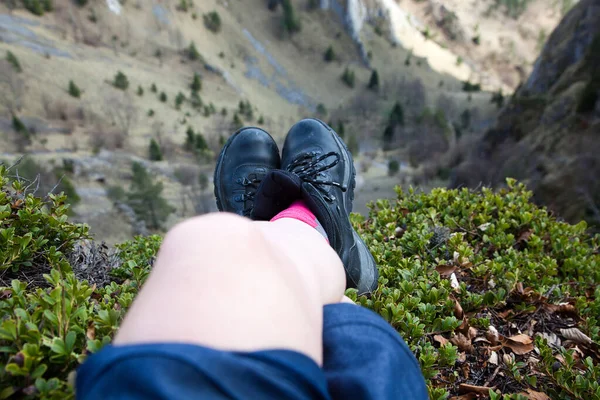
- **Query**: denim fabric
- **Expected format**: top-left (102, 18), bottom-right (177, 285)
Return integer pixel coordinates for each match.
top-left (77, 304), bottom-right (428, 399)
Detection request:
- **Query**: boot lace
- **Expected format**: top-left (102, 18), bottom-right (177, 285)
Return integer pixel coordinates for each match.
top-left (286, 151), bottom-right (347, 202)
top-left (234, 173), bottom-right (261, 216)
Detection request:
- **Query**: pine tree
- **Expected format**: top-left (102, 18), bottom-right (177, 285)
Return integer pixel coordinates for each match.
top-left (137, 86), bottom-right (144, 96)
top-left (188, 42), bottom-right (201, 61)
top-left (175, 92), bottom-right (185, 110)
top-left (368, 70), bottom-right (380, 91)
top-left (185, 127), bottom-right (195, 151)
top-left (281, 0), bottom-right (301, 34)
top-left (324, 46), bottom-right (335, 62)
top-left (126, 162), bottom-right (174, 229)
top-left (149, 139), bottom-right (163, 161)
top-left (190, 73), bottom-right (202, 92)
top-left (68, 80), bottom-right (81, 98)
top-left (382, 125), bottom-right (394, 150)
top-left (113, 71), bottom-right (129, 90)
top-left (195, 133), bottom-right (208, 152)
top-left (389, 102), bottom-right (404, 127)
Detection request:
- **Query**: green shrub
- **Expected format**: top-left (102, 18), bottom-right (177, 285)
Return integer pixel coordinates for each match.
top-left (22, 0), bottom-right (47, 15)
top-left (147, 109), bottom-right (155, 117)
top-left (190, 73), bottom-right (202, 93)
top-left (187, 42), bottom-right (201, 61)
top-left (68, 80), bottom-right (81, 98)
top-left (462, 81), bottom-right (481, 92)
top-left (2, 163), bottom-right (598, 399)
top-left (491, 89), bottom-right (505, 108)
top-left (382, 125), bottom-right (394, 150)
top-left (238, 100), bottom-right (253, 121)
top-left (350, 179), bottom-right (600, 398)
top-left (137, 86), bottom-right (144, 96)
top-left (232, 113), bottom-right (243, 130)
top-left (316, 103), bottom-right (327, 116)
top-left (6, 51), bottom-right (22, 73)
top-left (176, 0), bottom-right (189, 12)
top-left (368, 69), bottom-right (380, 91)
top-left (389, 102), bottom-right (404, 127)
top-left (113, 71), bottom-right (129, 91)
top-left (257, 115), bottom-right (264, 124)
top-left (175, 92), bottom-right (185, 110)
top-left (150, 83), bottom-right (157, 93)
top-left (159, 92), bottom-right (167, 103)
top-left (388, 159), bottom-right (399, 176)
top-left (336, 121), bottom-right (345, 138)
top-left (149, 139), bottom-right (163, 161)
top-left (126, 162), bottom-right (174, 229)
top-left (281, 0), bottom-right (301, 34)
top-left (75, 0), bottom-right (88, 6)
top-left (324, 46), bottom-right (335, 62)
top-left (203, 11), bottom-right (222, 33)
top-left (12, 115), bottom-right (28, 136)
top-left (341, 68), bottom-right (355, 88)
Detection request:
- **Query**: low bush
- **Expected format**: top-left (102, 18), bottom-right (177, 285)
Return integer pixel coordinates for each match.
top-left (341, 68), bottom-right (356, 88)
top-left (112, 71), bottom-right (129, 91)
top-left (68, 81), bottom-right (81, 98)
top-left (368, 70), bottom-right (380, 91)
top-left (159, 92), bottom-right (167, 103)
top-left (1, 162), bottom-right (598, 399)
top-left (203, 11), bottom-right (222, 33)
top-left (149, 139), bottom-right (163, 161)
top-left (324, 46), bottom-right (335, 62)
top-left (6, 51), bottom-right (22, 73)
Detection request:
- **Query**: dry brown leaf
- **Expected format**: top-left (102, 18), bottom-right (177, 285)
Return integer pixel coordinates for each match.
top-left (468, 327), bottom-right (478, 340)
top-left (453, 298), bottom-right (464, 319)
top-left (436, 264), bottom-right (457, 276)
top-left (451, 333), bottom-right (474, 353)
top-left (543, 303), bottom-right (577, 315)
top-left (501, 334), bottom-right (534, 355)
top-left (458, 383), bottom-right (495, 395)
top-left (449, 395), bottom-right (477, 400)
top-left (433, 335), bottom-right (449, 347)
top-left (559, 328), bottom-right (592, 345)
top-left (517, 229), bottom-right (533, 243)
top-left (86, 322), bottom-right (96, 341)
top-left (519, 389), bottom-right (551, 400)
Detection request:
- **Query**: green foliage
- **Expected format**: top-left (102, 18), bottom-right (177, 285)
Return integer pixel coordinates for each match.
top-left (324, 46), bottom-right (335, 62)
top-left (368, 70), bottom-right (380, 91)
top-left (147, 109), bottom-right (155, 117)
top-left (137, 86), bottom-right (144, 96)
top-left (149, 139), bottom-right (163, 161)
top-left (159, 92), bottom-right (167, 103)
top-left (190, 73), bottom-right (202, 93)
top-left (184, 127), bottom-right (208, 154)
top-left (126, 162), bottom-right (174, 229)
top-left (68, 81), bottom-right (81, 98)
top-left (388, 160), bottom-right (400, 176)
top-left (21, 0), bottom-right (51, 15)
top-left (462, 81), bottom-right (481, 92)
top-left (493, 0), bottom-right (532, 19)
top-left (74, 0), bottom-right (88, 6)
top-left (238, 100), bottom-right (253, 121)
top-left (203, 11), bottom-right (222, 33)
top-left (491, 89), bottom-right (505, 109)
top-left (257, 115), bottom-right (264, 125)
top-left (281, 0), bottom-right (301, 34)
top-left (150, 83), bottom-right (157, 93)
top-left (341, 68), bottom-right (356, 88)
top-left (316, 103), bottom-right (327, 116)
top-left (336, 121), bottom-right (345, 138)
top-left (175, 92), bottom-right (186, 110)
top-left (350, 180), bottom-right (599, 397)
top-left (12, 115), bottom-right (28, 137)
top-left (232, 113), bottom-right (243, 130)
top-left (6, 51), bottom-right (22, 73)
top-left (187, 42), bottom-right (201, 61)
top-left (389, 102), bottom-right (404, 127)
top-left (112, 71), bottom-right (129, 91)
top-left (176, 0), bottom-right (189, 12)
top-left (382, 125), bottom-right (394, 150)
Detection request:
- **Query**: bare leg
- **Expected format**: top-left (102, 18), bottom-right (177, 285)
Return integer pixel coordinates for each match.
top-left (114, 213), bottom-right (345, 365)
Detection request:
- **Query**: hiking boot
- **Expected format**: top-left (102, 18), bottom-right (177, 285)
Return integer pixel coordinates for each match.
top-left (253, 119), bottom-right (378, 295)
top-left (214, 127), bottom-right (280, 218)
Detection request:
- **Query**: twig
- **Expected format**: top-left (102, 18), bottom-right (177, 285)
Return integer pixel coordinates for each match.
top-left (485, 365), bottom-right (502, 387)
top-left (45, 175), bottom-right (65, 200)
top-left (6, 155), bottom-right (24, 171)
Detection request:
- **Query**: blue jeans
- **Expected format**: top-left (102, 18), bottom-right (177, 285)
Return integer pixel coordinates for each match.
top-left (77, 304), bottom-right (428, 399)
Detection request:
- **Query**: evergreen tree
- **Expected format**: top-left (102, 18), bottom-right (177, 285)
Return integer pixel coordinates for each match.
top-left (341, 68), bottom-right (355, 88)
top-left (382, 125), bottom-right (394, 150)
top-left (113, 71), bottom-right (129, 90)
top-left (175, 92), bottom-right (186, 110)
top-left (190, 73), bottom-right (202, 92)
top-left (281, 0), bottom-right (301, 34)
top-left (137, 86), bottom-right (144, 96)
top-left (150, 83), bottom-right (157, 93)
top-left (195, 132), bottom-right (208, 152)
top-left (185, 127), bottom-right (195, 151)
top-left (159, 92), bottom-right (167, 102)
top-left (324, 46), bottom-right (335, 62)
top-left (126, 162), bottom-right (173, 229)
top-left (149, 139), bottom-right (163, 161)
top-left (188, 42), bottom-right (201, 61)
top-left (368, 70), bottom-right (380, 91)
top-left (68, 80), bottom-right (81, 98)
top-left (389, 102), bottom-right (404, 127)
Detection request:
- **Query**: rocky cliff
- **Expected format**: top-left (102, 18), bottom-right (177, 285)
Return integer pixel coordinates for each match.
top-left (453, 0), bottom-right (600, 230)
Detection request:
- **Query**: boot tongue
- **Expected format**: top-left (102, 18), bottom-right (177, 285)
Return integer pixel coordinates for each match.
top-left (251, 170), bottom-right (303, 220)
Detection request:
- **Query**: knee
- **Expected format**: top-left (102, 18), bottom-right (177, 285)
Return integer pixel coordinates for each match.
top-left (160, 213), bottom-right (265, 256)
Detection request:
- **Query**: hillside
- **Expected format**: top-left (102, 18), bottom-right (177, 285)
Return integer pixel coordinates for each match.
top-left (0, 0), bottom-right (569, 243)
top-left (451, 0), bottom-right (600, 232)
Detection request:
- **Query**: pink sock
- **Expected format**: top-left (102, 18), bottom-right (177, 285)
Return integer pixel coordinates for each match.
top-left (271, 200), bottom-right (328, 241)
